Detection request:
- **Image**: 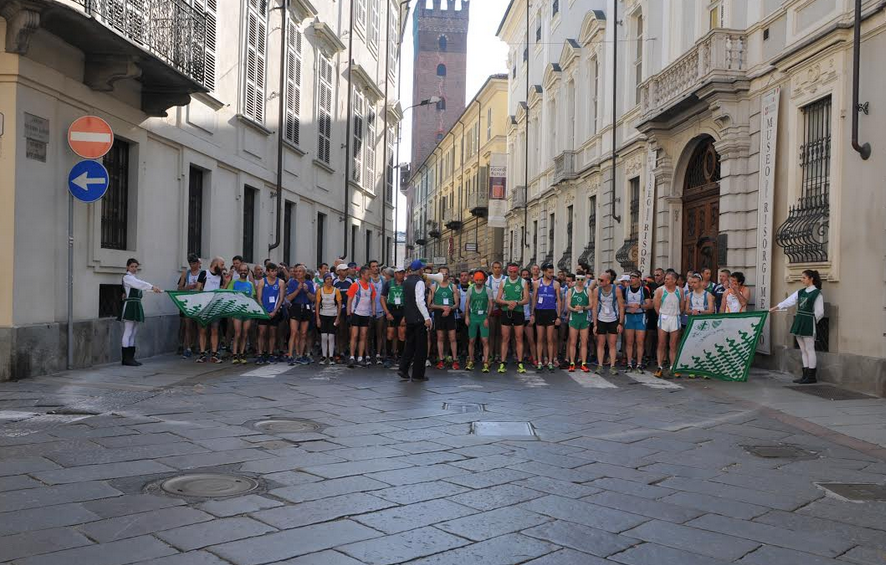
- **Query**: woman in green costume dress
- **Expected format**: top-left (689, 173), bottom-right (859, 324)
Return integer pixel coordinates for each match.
top-left (771, 269), bottom-right (824, 384)
top-left (119, 258), bottom-right (163, 366)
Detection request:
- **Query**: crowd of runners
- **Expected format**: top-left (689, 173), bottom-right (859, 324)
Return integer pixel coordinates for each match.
top-left (169, 254), bottom-right (756, 379)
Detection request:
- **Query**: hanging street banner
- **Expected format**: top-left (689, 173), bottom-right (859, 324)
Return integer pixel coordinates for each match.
top-left (487, 153), bottom-right (507, 228)
top-left (167, 290), bottom-right (269, 327)
top-left (672, 311), bottom-right (769, 382)
top-left (755, 86), bottom-right (780, 354)
top-left (638, 146), bottom-right (656, 276)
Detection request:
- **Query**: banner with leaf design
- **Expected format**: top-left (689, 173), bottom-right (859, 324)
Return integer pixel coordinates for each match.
top-left (672, 311), bottom-right (768, 382)
top-left (167, 290), bottom-right (269, 327)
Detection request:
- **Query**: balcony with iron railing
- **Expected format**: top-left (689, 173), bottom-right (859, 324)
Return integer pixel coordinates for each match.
top-left (427, 220), bottom-right (441, 239)
top-left (443, 209), bottom-right (462, 231)
top-left (616, 236), bottom-right (639, 272)
top-left (414, 230), bottom-right (427, 246)
top-left (468, 191), bottom-right (489, 216)
top-left (2, 0), bottom-right (213, 116)
top-left (552, 151), bottom-right (578, 185)
top-left (639, 29), bottom-right (748, 123)
top-left (509, 187), bottom-right (527, 211)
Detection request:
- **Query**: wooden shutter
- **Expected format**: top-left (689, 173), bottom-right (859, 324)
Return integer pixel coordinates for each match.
top-left (285, 18), bottom-right (301, 145)
top-left (317, 54), bottom-right (333, 163)
top-left (244, 0), bottom-right (267, 122)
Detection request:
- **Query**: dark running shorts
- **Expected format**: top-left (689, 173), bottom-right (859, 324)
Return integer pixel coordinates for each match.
top-left (500, 310), bottom-right (525, 326)
top-left (534, 309), bottom-right (558, 327)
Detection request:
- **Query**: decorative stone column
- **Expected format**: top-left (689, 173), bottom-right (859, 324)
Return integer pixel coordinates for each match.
top-left (709, 96), bottom-right (755, 285)
top-left (651, 150), bottom-right (675, 271)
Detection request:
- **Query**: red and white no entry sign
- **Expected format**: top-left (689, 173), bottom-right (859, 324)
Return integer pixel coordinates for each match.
top-left (67, 116), bottom-right (114, 159)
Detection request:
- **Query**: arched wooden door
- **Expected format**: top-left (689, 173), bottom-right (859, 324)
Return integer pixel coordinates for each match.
top-left (682, 138), bottom-right (721, 274)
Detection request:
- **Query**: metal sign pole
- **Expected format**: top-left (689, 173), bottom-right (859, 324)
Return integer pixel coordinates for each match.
top-left (67, 192), bottom-right (73, 370)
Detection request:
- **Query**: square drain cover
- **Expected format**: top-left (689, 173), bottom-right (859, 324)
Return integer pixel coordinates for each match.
top-left (744, 445), bottom-right (818, 459)
top-left (443, 402), bottom-right (485, 413)
top-left (818, 483), bottom-right (886, 501)
top-left (786, 385), bottom-right (875, 401)
top-left (470, 421), bottom-right (537, 439)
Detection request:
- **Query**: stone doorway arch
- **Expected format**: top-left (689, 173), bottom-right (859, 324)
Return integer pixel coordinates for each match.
top-left (681, 136), bottom-right (721, 275)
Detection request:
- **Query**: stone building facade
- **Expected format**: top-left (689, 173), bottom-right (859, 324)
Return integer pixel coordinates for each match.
top-left (407, 75), bottom-right (508, 270)
top-left (497, 0), bottom-right (886, 394)
top-left (0, 0), bottom-right (403, 380)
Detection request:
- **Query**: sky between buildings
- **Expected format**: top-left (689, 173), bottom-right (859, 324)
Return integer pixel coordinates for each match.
top-left (394, 0), bottom-right (510, 234)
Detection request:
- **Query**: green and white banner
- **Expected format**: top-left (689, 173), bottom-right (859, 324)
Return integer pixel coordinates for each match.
top-left (167, 290), bottom-right (269, 327)
top-left (673, 311), bottom-right (768, 382)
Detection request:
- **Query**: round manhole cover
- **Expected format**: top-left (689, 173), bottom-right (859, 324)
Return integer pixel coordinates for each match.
top-left (253, 419), bottom-right (322, 433)
top-left (159, 473), bottom-right (259, 498)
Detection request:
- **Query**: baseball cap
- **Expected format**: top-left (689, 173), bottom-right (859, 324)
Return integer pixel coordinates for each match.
top-left (395, 265), bottom-right (406, 272)
top-left (619, 274), bottom-right (631, 282)
top-left (347, 262), bottom-right (357, 269)
top-left (409, 259), bottom-right (426, 271)
top-left (323, 272), bottom-right (333, 280)
top-left (335, 264), bottom-right (349, 272)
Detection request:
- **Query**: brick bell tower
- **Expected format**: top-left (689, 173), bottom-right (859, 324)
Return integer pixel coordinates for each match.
top-left (411, 0), bottom-right (469, 171)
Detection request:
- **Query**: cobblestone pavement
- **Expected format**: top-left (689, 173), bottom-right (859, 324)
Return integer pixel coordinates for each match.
top-left (1, 357), bottom-right (885, 565)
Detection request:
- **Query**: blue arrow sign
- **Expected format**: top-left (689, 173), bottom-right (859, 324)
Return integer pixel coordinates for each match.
top-left (68, 160), bottom-right (109, 203)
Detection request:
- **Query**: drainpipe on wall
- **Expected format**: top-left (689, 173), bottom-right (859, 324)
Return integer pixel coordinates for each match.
top-left (343, 0), bottom-right (356, 258)
top-left (269, 0), bottom-right (289, 253)
top-left (851, 0), bottom-right (871, 160)
top-left (382, 0), bottom-right (392, 264)
top-left (521, 0), bottom-right (529, 266)
top-left (610, 0), bottom-right (621, 225)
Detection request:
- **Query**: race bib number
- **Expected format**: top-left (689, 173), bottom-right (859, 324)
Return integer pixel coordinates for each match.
top-left (269, 296), bottom-right (276, 304)
top-left (478, 310), bottom-right (485, 315)
top-left (443, 298), bottom-right (449, 305)
top-left (393, 297), bottom-right (401, 305)
top-left (538, 297), bottom-right (544, 304)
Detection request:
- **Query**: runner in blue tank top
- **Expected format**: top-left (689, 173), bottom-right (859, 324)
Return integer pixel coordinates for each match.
top-left (531, 264), bottom-right (562, 372)
top-left (256, 263), bottom-right (284, 364)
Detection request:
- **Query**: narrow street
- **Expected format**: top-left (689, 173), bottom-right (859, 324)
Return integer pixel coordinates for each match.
top-left (1, 358), bottom-right (885, 565)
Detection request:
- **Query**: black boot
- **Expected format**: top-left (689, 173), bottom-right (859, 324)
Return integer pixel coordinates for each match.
top-left (122, 347), bottom-right (138, 366)
top-left (799, 367), bottom-right (817, 384)
top-left (130, 347), bottom-right (143, 366)
top-left (792, 367), bottom-right (808, 384)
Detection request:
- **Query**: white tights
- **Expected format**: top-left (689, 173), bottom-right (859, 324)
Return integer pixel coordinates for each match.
top-left (797, 335), bottom-right (816, 368)
top-left (122, 321), bottom-right (139, 347)
top-left (320, 334), bottom-right (335, 358)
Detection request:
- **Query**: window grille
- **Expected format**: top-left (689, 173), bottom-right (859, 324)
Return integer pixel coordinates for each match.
top-left (101, 140), bottom-right (130, 250)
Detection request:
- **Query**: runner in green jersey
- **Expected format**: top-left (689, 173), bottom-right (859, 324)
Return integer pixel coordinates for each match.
top-left (465, 272), bottom-right (493, 372)
top-left (566, 276), bottom-right (592, 372)
top-left (429, 273), bottom-right (460, 370)
top-left (495, 263), bottom-right (529, 374)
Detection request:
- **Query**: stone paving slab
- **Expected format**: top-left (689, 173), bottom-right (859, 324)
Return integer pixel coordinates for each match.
top-left (609, 542), bottom-right (734, 565)
top-left (436, 505), bottom-right (550, 541)
top-left (251, 492), bottom-right (395, 530)
top-left (337, 525), bottom-right (470, 564)
top-left (14, 535), bottom-right (177, 565)
top-left (0, 480), bottom-right (122, 512)
top-left (155, 516), bottom-right (277, 551)
top-left (0, 527), bottom-right (92, 562)
top-left (403, 532), bottom-right (558, 565)
top-left (522, 519), bottom-right (639, 558)
top-left (77, 506), bottom-right (214, 543)
top-left (353, 498), bottom-right (477, 534)
top-left (622, 519), bottom-right (762, 561)
top-left (207, 519), bottom-right (379, 565)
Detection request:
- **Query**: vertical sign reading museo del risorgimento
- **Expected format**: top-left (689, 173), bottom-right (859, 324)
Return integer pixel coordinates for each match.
top-left (487, 153), bottom-right (507, 228)
top-left (755, 86), bottom-right (780, 354)
top-left (638, 146), bottom-right (656, 276)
